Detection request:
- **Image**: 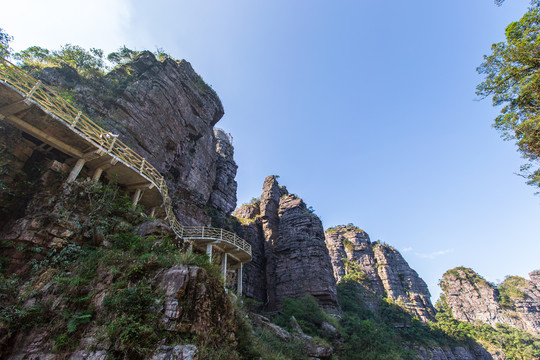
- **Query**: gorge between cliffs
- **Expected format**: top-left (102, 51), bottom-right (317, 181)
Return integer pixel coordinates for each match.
top-left (0, 51), bottom-right (539, 360)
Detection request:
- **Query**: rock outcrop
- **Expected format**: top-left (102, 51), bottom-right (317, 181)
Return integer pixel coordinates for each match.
top-left (325, 225), bottom-right (436, 321)
top-left (208, 129), bottom-right (238, 215)
top-left (234, 176), bottom-right (339, 311)
top-left (440, 267), bottom-right (540, 335)
top-left (250, 314), bottom-right (333, 359)
top-left (33, 51), bottom-right (237, 226)
top-left (159, 265), bottom-right (238, 342)
top-left (413, 345), bottom-right (496, 360)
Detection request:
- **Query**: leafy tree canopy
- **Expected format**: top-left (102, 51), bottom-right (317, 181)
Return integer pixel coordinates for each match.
top-left (0, 28), bottom-right (13, 58)
top-left (14, 44), bottom-right (107, 77)
top-left (477, 0), bottom-right (540, 188)
top-left (12, 44), bottom-right (170, 78)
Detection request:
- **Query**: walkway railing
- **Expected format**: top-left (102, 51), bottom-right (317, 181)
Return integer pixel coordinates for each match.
top-left (0, 57), bottom-right (251, 259)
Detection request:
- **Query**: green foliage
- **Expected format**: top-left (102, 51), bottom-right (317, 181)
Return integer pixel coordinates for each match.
top-left (247, 197), bottom-right (261, 207)
top-left (251, 327), bottom-right (308, 360)
top-left (342, 238), bottom-right (355, 251)
top-left (433, 307), bottom-right (540, 359)
top-left (274, 294), bottom-right (332, 337)
top-left (193, 71), bottom-right (217, 97)
top-left (107, 46), bottom-right (140, 65)
top-left (0, 28), bottom-right (13, 57)
top-left (231, 300), bottom-right (263, 359)
top-left (14, 44), bottom-right (106, 77)
top-left (337, 280), bottom-right (417, 359)
top-left (342, 259), bottom-right (369, 284)
top-left (477, 0), bottom-right (540, 188)
top-left (498, 275), bottom-right (527, 309)
top-left (326, 223), bottom-right (364, 233)
top-left (442, 267), bottom-right (491, 290)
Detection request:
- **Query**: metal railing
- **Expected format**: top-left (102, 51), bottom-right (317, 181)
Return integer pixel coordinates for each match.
top-left (0, 57), bottom-right (251, 259)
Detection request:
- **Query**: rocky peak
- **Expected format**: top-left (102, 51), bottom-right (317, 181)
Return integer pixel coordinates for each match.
top-left (440, 267), bottom-right (540, 335)
top-left (207, 128), bottom-right (238, 215)
top-left (236, 176), bottom-right (339, 311)
top-left (325, 225), bottom-right (435, 321)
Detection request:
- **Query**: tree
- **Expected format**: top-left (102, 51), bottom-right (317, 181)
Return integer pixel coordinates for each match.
top-left (14, 44), bottom-right (107, 77)
top-left (13, 46), bottom-right (51, 66)
top-left (477, 0), bottom-right (540, 188)
top-left (107, 46), bottom-right (139, 66)
top-left (0, 28), bottom-right (12, 58)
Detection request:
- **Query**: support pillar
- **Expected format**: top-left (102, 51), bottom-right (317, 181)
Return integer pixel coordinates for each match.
top-left (132, 188), bottom-right (142, 207)
top-left (221, 253), bottom-right (228, 279)
top-left (67, 158), bottom-right (86, 183)
top-left (206, 244), bottom-right (213, 262)
top-left (237, 263), bottom-right (243, 295)
top-left (150, 207), bottom-right (156, 218)
top-left (92, 167), bottom-right (104, 181)
top-left (188, 242), bottom-right (193, 253)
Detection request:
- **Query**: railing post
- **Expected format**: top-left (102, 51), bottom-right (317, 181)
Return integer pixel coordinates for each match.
top-left (26, 80), bottom-right (42, 100)
top-left (139, 158), bottom-right (145, 173)
top-left (220, 228), bottom-right (223, 240)
top-left (202, 227), bottom-right (205, 238)
top-left (71, 111), bottom-right (82, 128)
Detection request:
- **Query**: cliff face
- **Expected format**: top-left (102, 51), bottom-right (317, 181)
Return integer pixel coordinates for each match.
top-left (34, 51), bottom-right (237, 226)
top-left (440, 267), bottom-right (540, 335)
top-left (0, 53), bottom-right (242, 358)
top-left (325, 225), bottom-right (436, 321)
top-left (233, 176), bottom-right (339, 311)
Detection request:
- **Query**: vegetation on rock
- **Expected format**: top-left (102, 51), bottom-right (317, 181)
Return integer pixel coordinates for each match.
top-left (435, 299), bottom-right (540, 359)
top-left (498, 275), bottom-right (527, 309)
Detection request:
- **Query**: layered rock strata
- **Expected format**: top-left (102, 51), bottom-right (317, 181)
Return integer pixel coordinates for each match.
top-left (234, 176), bottom-right (339, 311)
top-left (325, 225), bottom-right (436, 321)
top-left (440, 267), bottom-right (540, 335)
top-left (32, 51), bottom-right (236, 226)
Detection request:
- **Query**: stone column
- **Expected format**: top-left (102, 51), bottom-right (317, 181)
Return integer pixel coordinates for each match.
top-left (206, 244), bottom-right (213, 262)
top-left (92, 167), bottom-right (104, 181)
top-left (237, 263), bottom-right (243, 295)
top-left (132, 188), bottom-right (142, 207)
top-left (66, 158), bottom-right (86, 183)
top-left (221, 253), bottom-right (228, 278)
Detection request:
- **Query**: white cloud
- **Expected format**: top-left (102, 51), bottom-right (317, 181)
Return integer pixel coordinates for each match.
top-left (402, 247), bottom-right (413, 252)
top-left (1, 0), bottom-right (132, 54)
top-left (415, 248), bottom-right (454, 259)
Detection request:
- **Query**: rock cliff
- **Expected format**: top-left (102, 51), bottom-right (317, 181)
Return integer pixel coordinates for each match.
top-left (325, 225), bottom-right (436, 321)
top-left (233, 176), bottom-right (339, 311)
top-left (33, 51), bottom-right (237, 226)
top-left (440, 267), bottom-right (540, 335)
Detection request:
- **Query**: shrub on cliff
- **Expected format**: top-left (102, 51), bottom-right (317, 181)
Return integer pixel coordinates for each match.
top-left (498, 275), bottom-right (527, 309)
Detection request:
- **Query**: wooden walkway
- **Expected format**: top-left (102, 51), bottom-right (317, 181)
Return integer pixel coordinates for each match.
top-left (0, 58), bottom-right (251, 278)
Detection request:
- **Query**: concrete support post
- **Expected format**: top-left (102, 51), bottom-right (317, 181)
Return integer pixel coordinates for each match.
top-left (188, 242), bottom-right (193, 253)
top-left (132, 188), bottom-right (142, 207)
top-left (67, 158), bottom-right (86, 183)
top-left (221, 253), bottom-right (228, 279)
top-left (237, 263), bottom-right (243, 295)
top-left (206, 244), bottom-right (213, 262)
top-left (92, 167), bottom-right (103, 181)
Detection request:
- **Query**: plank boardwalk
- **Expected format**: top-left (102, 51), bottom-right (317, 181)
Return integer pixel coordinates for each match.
top-left (0, 58), bottom-right (252, 279)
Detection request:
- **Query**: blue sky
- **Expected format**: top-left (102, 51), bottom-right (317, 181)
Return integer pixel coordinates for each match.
top-left (2, 0), bottom-right (539, 300)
